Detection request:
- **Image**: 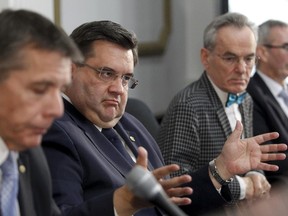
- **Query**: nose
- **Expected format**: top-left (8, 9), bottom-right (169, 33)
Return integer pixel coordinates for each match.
top-left (47, 92), bottom-right (64, 119)
top-left (235, 59), bottom-right (246, 73)
top-left (109, 76), bottom-right (125, 93)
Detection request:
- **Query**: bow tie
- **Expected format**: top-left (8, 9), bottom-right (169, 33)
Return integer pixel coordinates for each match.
top-left (225, 92), bottom-right (247, 107)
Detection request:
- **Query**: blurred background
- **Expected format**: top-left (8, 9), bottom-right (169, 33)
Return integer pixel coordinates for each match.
top-left (1, 0), bottom-right (287, 119)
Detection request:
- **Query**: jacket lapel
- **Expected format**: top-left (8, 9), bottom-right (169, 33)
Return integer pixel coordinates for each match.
top-left (18, 153), bottom-right (36, 216)
top-left (63, 99), bottom-right (134, 177)
top-left (202, 73), bottom-right (232, 138)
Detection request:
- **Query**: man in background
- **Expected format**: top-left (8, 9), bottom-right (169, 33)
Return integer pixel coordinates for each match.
top-left (158, 12), bottom-right (271, 206)
top-left (247, 19), bottom-right (288, 184)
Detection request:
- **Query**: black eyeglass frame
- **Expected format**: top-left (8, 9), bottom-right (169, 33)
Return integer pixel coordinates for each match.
top-left (263, 43), bottom-right (288, 51)
top-left (77, 63), bottom-right (139, 89)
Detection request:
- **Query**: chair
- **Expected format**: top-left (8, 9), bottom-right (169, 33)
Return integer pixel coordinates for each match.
top-left (125, 98), bottom-right (160, 139)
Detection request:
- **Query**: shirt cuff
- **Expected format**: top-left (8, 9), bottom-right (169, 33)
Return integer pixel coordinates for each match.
top-left (235, 175), bottom-right (246, 200)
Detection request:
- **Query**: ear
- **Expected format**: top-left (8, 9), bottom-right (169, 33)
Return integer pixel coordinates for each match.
top-left (256, 45), bottom-right (269, 63)
top-left (71, 63), bottom-right (78, 79)
top-left (201, 48), bottom-right (210, 69)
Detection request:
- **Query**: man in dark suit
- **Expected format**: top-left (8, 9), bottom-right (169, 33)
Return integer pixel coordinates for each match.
top-left (247, 20), bottom-right (288, 184)
top-left (158, 12), bottom-right (271, 206)
top-left (0, 9), bottom-right (82, 216)
top-left (41, 20), bottom-right (288, 216)
top-left (0, 9), bottom-right (186, 216)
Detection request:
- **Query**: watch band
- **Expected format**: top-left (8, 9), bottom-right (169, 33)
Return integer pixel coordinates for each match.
top-left (209, 159), bottom-right (233, 186)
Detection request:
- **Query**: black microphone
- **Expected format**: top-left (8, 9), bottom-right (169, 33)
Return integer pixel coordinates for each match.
top-left (126, 165), bottom-right (188, 216)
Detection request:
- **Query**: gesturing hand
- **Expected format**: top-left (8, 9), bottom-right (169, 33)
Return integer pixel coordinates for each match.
top-left (114, 147), bottom-right (192, 216)
top-left (215, 121), bottom-right (287, 180)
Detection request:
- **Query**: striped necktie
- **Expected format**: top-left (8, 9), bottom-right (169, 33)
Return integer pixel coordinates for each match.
top-left (102, 128), bottom-right (134, 164)
top-left (0, 153), bottom-right (19, 216)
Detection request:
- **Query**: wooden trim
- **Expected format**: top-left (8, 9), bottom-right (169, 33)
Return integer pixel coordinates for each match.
top-left (53, 0), bottom-right (171, 56)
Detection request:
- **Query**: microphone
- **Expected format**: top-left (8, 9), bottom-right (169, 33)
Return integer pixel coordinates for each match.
top-left (126, 165), bottom-right (188, 216)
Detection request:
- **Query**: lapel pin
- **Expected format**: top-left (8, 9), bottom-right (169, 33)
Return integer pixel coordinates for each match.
top-left (129, 136), bottom-right (135, 142)
top-left (19, 165), bottom-right (26, 173)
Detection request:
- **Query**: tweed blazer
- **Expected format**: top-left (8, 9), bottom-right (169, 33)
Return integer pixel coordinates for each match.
top-left (158, 72), bottom-right (253, 201)
top-left (247, 72), bottom-right (288, 181)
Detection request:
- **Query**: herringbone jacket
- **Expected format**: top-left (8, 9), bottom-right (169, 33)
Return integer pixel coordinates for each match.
top-left (157, 71), bottom-right (253, 202)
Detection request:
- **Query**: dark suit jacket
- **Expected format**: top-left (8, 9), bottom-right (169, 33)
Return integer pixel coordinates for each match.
top-left (158, 72), bottom-right (253, 202)
top-left (247, 72), bottom-right (288, 181)
top-left (18, 147), bottom-right (61, 216)
top-left (41, 99), bottom-right (231, 216)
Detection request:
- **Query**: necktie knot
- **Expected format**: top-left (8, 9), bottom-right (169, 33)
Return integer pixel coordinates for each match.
top-left (225, 92), bottom-right (247, 107)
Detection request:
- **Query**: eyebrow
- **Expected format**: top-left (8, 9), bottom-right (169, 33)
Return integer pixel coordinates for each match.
top-left (222, 51), bottom-right (255, 57)
top-left (100, 66), bottom-right (134, 76)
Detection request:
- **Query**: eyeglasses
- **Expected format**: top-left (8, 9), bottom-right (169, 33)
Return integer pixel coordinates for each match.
top-left (215, 53), bottom-right (259, 68)
top-left (263, 43), bottom-right (288, 51)
top-left (78, 63), bottom-right (139, 89)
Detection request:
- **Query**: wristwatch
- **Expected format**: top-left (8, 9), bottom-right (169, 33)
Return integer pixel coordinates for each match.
top-left (209, 159), bottom-right (233, 186)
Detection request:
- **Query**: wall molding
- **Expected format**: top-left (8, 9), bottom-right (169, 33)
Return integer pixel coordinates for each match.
top-left (53, 0), bottom-right (171, 57)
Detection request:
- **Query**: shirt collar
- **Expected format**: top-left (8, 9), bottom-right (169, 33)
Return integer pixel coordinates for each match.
top-left (257, 70), bottom-right (284, 96)
top-left (207, 75), bottom-right (229, 107)
top-left (0, 137), bottom-right (9, 165)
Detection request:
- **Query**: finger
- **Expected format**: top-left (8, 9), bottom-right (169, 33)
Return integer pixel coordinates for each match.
top-left (227, 120), bottom-right (243, 141)
top-left (260, 144), bottom-right (287, 153)
top-left (152, 164), bottom-right (180, 180)
top-left (135, 147), bottom-right (148, 168)
top-left (256, 162), bottom-right (279, 171)
top-left (160, 174), bottom-right (192, 190)
top-left (253, 132), bottom-right (280, 144)
top-left (169, 197), bottom-right (192, 206)
top-left (261, 152), bottom-right (286, 162)
top-left (166, 187), bottom-right (193, 198)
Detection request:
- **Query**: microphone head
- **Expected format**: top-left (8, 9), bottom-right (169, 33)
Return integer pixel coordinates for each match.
top-left (126, 165), bottom-right (163, 199)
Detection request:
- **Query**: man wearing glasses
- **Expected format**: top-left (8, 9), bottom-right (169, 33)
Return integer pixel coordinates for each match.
top-left (41, 19), bottom-right (287, 216)
top-left (158, 12), bottom-right (270, 208)
top-left (247, 20), bottom-right (288, 185)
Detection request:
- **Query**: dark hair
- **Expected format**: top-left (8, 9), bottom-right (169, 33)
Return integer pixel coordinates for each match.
top-left (0, 9), bottom-right (83, 80)
top-left (70, 20), bottom-right (138, 66)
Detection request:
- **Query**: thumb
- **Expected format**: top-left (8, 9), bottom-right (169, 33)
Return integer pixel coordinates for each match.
top-left (229, 120), bottom-right (243, 141)
top-left (135, 146), bottom-right (148, 169)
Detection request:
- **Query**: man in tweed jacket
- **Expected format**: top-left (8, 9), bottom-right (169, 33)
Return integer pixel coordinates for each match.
top-left (158, 12), bottom-right (271, 204)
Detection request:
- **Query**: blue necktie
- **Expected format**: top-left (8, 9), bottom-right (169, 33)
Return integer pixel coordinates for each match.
top-left (225, 92), bottom-right (247, 107)
top-left (0, 153), bottom-right (19, 216)
top-left (102, 128), bottom-right (134, 164)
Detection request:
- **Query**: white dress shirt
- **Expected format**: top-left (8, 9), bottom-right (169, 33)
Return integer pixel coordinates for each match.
top-left (257, 71), bottom-right (288, 118)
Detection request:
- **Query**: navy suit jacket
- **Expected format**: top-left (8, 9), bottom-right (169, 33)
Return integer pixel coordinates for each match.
top-left (247, 72), bottom-right (288, 181)
top-left (42, 99), bottom-right (230, 216)
top-left (18, 147), bottom-right (61, 216)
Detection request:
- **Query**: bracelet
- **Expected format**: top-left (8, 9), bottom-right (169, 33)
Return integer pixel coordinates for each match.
top-left (209, 159), bottom-right (233, 186)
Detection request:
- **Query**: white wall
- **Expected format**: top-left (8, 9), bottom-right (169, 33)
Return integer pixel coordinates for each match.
top-left (0, 0), bottom-right (53, 21)
top-left (0, 0), bottom-right (221, 116)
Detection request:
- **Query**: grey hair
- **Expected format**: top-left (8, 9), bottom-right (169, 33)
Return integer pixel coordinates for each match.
top-left (258, 19), bottom-right (288, 44)
top-left (203, 12), bottom-right (257, 51)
